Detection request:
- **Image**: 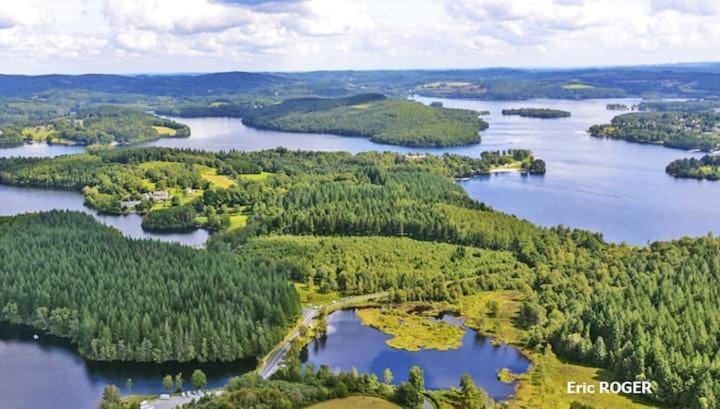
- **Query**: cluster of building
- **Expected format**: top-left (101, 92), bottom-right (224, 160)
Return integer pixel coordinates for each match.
top-left (120, 191), bottom-right (171, 210)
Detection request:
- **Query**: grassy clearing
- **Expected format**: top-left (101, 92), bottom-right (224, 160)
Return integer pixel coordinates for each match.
top-left (239, 171), bottom-right (272, 181)
top-left (487, 162), bottom-right (523, 173)
top-left (306, 396), bottom-right (401, 409)
top-left (227, 214), bottom-right (248, 230)
top-left (152, 125), bottom-right (177, 136)
top-left (455, 291), bottom-right (658, 409)
top-left (562, 83), bottom-right (594, 89)
top-left (22, 126), bottom-right (54, 141)
top-left (357, 307), bottom-right (464, 351)
top-left (294, 282), bottom-right (341, 305)
top-left (203, 173), bottom-right (236, 188)
top-left (196, 165), bottom-right (236, 188)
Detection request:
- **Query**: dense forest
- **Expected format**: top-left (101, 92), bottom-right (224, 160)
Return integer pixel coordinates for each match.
top-left (666, 154), bottom-right (720, 180)
top-left (242, 94), bottom-right (488, 147)
top-left (589, 111), bottom-right (720, 151)
top-left (141, 205), bottom-right (199, 232)
top-left (501, 108), bottom-right (571, 118)
top-left (0, 126), bottom-right (24, 147)
top-left (0, 211), bottom-right (300, 362)
top-left (1, 147), bottom-right (719, 407)
top-left (242, 235), bottom-right (531, 300)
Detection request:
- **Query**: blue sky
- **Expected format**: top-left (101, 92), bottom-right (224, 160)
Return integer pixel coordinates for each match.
top-left (0, 0), bottom-right (719, 74)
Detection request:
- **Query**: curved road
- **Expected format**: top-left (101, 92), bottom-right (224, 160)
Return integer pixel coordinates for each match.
top-left (258, 292), bottom-right (388, 379)
top-left (259, 307), bottom-right (318, 379)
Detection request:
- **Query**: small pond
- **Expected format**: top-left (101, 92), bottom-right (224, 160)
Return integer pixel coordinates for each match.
top-left (302, 309), bottom-right (530, 401)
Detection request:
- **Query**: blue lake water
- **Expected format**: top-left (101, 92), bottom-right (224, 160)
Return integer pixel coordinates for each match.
top-left (0, 185), bottom-right (208, 247)
top-left (0, 322), bottom-right (255, 409)
top-left (302, 309), bottom-right (530, 401)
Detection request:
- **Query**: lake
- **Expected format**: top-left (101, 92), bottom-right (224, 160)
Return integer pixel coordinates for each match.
top-left (4, 99), bottom-right (715, 243)
top-left (0, 185), bottom-right (209, 247)
top-left (0, 322), bottom-right (255, 409)
top-left (302, 309), bottom-right (530, 401)
top-left (411, 96), bottom-right (718, 244)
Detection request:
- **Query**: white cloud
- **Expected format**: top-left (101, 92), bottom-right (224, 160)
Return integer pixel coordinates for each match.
top-left (650, 0), bottom-right (720, 15)
top-left (0, 0), bottom-right (718, 73)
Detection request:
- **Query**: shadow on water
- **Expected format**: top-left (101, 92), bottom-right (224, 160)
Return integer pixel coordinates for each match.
top-left (0, 322), bottom-right (255, 409)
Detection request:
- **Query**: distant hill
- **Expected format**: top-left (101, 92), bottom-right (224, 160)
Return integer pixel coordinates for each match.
top-left (3, 64), bottom-right (720, 98)
top-left (0, 71), bottom-right (289, 96)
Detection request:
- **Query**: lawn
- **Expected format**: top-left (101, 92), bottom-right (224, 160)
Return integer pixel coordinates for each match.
top-left (307, 396), bottom-right (401, 409)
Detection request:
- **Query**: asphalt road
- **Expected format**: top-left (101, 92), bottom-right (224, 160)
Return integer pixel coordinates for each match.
top-left (259, 307), bottom-right (318, 379)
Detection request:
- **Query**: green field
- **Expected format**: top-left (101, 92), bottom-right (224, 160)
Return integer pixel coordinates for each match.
top-left (198, 165), bottom-right (236, 188)
top-left (294, 282), bottom-right (341, 305)
top-left (562, 83), bottom-right (594, 89)
top-left (152, 125), bottom-right (177, 136)
top-left (307, 396), bottom-right (401, 409)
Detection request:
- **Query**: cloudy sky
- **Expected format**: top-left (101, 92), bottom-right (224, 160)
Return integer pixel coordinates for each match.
top-left (0, 0), bottom-right (719, 74)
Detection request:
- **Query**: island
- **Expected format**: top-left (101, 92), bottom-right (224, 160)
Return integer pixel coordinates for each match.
top-left (241, 93), bottom-right (488, 147)
top-left (1, 106), bottom-right (190, 148)
top-left (606, 103), bottom-right (629, 111)
top-left (501, 108), bottom-right (571, 118)
top-left (589, 112), bottom-right (720, 151)
top-left (666, 155), bottom-right (720, 180)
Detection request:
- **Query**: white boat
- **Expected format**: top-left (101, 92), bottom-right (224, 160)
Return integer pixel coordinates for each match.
top-left (33, 334), bottom-right (39, 340)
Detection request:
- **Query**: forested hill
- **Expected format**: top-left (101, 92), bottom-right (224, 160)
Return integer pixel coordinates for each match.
top-left (0, 71), bottom-right (288, 97)
top-left (242, 94), bottom-right (488, 147)
top-left (0, 211), bottom-right (300, 362)
top-left (5, 65), bottom-right (720, 99)
top-left (589, 111), bottom-right (720, 151)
